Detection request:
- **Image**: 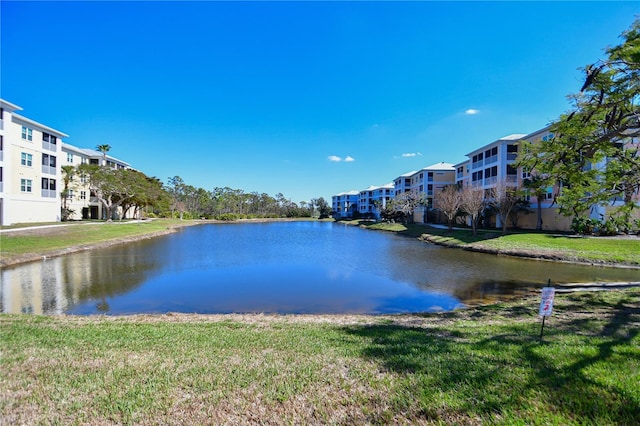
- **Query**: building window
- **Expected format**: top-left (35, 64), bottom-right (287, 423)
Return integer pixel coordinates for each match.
top-left (42, 154), bottom-right (57, 167)
top-left (68, 189), bottom-right (74, 199)
top-left (81, 158), bottom-right (87, 164)
top-left (80, 191), bottom-right (87, 200)
top-left (67, 152), bottom-right (74, 163)
top-left (546, 187), bottom-right (554, 200)
top-left (43, 133), bottom-right (57, 144)
top-left (21, 152), bottom-right (33, 166)
top-left (21, 179), bottom-right (33, 192)
top-left (41, 178), bottom-right (55, 190)
top-left (21, 126), bottom-right (33, 141)
top-left (42, 178), bottom-right (57, 198)
top-left (42, 154), bottom-right (57, 175)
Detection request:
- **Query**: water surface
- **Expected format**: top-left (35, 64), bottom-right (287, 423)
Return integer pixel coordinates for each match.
top-left (1, 222), bottom-right (637, 315)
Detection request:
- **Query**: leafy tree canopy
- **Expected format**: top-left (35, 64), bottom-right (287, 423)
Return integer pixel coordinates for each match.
top-left (518, 19), bottom-right (640, 218)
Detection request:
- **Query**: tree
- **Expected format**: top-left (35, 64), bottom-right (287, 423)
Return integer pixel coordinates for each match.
top-left (78, 164), bottom-right (129, 220)
top-left (390, 191), bottom-right (424, 224)
top-left (311, 197), bottom-right (331, 219)
top-left (518, 20), bottom-right (640, 222)
top-left (96, 144), bottom-right (111, 167)
top-left (488, 180), bottom-right (522, 234)
top-left (434, 185), bottom-right (461, 231)
top-left (61, 165), bottom-right (76, 221)
top-left (459, 185), bottom-right (485, 235)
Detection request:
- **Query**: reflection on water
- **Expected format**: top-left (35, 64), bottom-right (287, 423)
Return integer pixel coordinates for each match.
top-left (1, 222), bottom-right (638, 315)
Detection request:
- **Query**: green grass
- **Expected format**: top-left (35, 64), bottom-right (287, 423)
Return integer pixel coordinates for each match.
top-left (0, 219), bottom-right (193, 263)
top-left (2, 289), bottom-right (639, 424)
top-left (348, 220), bottom-right (640, 266)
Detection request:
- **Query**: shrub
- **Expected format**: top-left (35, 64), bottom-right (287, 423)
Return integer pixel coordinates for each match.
top-left (571, 216), bottom-right (600, 235)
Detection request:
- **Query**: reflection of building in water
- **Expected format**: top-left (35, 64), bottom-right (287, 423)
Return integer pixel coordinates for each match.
top-left (1, 258), bottom-right (66, 314)
top-left (1, 248), bottom-right (156, 314)
top-left (1, 253), bottom-right (95, 314)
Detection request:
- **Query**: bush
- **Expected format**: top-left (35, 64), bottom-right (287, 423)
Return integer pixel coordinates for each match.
top-left (571, 216), bottom-right (600, 235)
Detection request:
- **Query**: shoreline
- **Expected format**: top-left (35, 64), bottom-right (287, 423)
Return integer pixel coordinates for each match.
top-left (0, 218), bottom-right (318, 268)
top-left (2, 218), bottom-right (639, 271)
top-left (416, 231), bottom-right (640, 270)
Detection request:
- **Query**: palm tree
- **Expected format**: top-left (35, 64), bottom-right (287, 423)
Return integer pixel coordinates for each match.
top-left (96, 144), bottom-right (111, 167)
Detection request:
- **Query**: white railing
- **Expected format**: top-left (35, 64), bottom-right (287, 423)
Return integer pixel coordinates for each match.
top-left (483, 176), bottom-right (497, 186)
top-left (42, 165), bottom-right (56, 175)
top-left (42, 141), bottom-right (57, 152)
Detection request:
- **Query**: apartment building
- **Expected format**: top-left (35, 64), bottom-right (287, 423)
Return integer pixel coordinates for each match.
top-left (466, 134), bottom-right (525, 191)
top-left (454, 159), bottom-right (470, 188)
top-left (61, 143), bottom-right (132, 220)
top-left (358, 183), bottom-right (394, 219)
top-left (413, 162), bottom-right (456, 223)
top-left (331, 190), bottom-right (360, 219)
top-left (0, 99), bottom-right (135, 226)
top-left (0, 99), bottom-right (68, 226)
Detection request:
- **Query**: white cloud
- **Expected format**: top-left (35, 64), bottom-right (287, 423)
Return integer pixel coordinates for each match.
top-left (402, 152), bottom-right (422, 157)
top-left (465, 109), bottom-right (480, 115)
top-left (328, 155), bottom-right (355, 162)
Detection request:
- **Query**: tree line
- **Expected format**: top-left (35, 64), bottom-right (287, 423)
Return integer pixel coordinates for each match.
top-left (61, 159), bottom-right (331, 221)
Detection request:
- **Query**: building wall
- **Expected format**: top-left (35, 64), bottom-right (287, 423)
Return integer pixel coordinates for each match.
top-left (1, 108), bottom-right (64, 226)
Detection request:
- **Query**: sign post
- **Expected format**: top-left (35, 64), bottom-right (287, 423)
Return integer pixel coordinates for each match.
top-left (539, 283), bottom-right (555, 340)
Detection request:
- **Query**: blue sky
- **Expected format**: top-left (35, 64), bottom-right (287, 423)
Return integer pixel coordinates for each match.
top-left (2, 1), bottom-right (638, 204)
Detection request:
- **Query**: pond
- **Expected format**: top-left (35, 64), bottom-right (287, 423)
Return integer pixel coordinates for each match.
top-left (1, 221), bottom-right (638, 315)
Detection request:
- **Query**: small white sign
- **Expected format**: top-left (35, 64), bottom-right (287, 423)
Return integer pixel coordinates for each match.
top-left (539, 287), bottom-right (555, 317)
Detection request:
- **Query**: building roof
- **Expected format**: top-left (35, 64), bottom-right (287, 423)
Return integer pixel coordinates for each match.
top-left (62, 143), bottom-right (131, 168)
top-left (0, 98), bottom-right (23, 112)
top-left (334, 190), bottom-right (360, 197)
top-left (12, 113), bottom-right (69, 138)
top-left (422, 162), bottom-right (455, 171)
top-left (395, 171), bottom-right (418, 180)
top-left (465, 133), bottom-right (528, 156)
top-left (361, 183), bottom-right (394, 192)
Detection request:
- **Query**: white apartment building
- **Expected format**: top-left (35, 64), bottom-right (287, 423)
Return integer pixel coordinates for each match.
top-left (0, 99), bottom-right (135, 226)
top-left (466, 134), bottom-right (525, 191)
top-left (0, 99), bottom-right (68, 226)
top-left (393, 171), bottom-right (417, 196)
top-left (61, 143), bottom-right (132, 220)
top-left (331, 190), bottom-right (360, 219)
top-left (358, 183), bottom-right (394, 219)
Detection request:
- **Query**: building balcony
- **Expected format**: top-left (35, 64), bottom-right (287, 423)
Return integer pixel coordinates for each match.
top-left (41, 189), bottom-right (56, 198)
top-left (485, 155), bottom-right (498, 165)
top-left (507, 153), bottom-right (518, 161)
top-left (42, 165), bottom-right (56, 175)
top-left (42, 141), bottom-right (57, 152)
top-left (472, 160), bottom-right (483, 169)
top-left (483, 176), bottom-right (497, 186)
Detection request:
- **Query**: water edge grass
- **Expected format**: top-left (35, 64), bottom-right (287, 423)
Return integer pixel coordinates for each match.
top-left (355, 221), bottom-right (640, 266)
top-left (1, 289), bottom-right (638, 424)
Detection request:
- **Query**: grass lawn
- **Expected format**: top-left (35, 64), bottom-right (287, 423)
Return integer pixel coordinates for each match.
top-left (1, 289), bottom-right (638, 424)
top-left (0, 219), bottom-right (195, 266)
top-left (351, 221), bottom-right (640, 266)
